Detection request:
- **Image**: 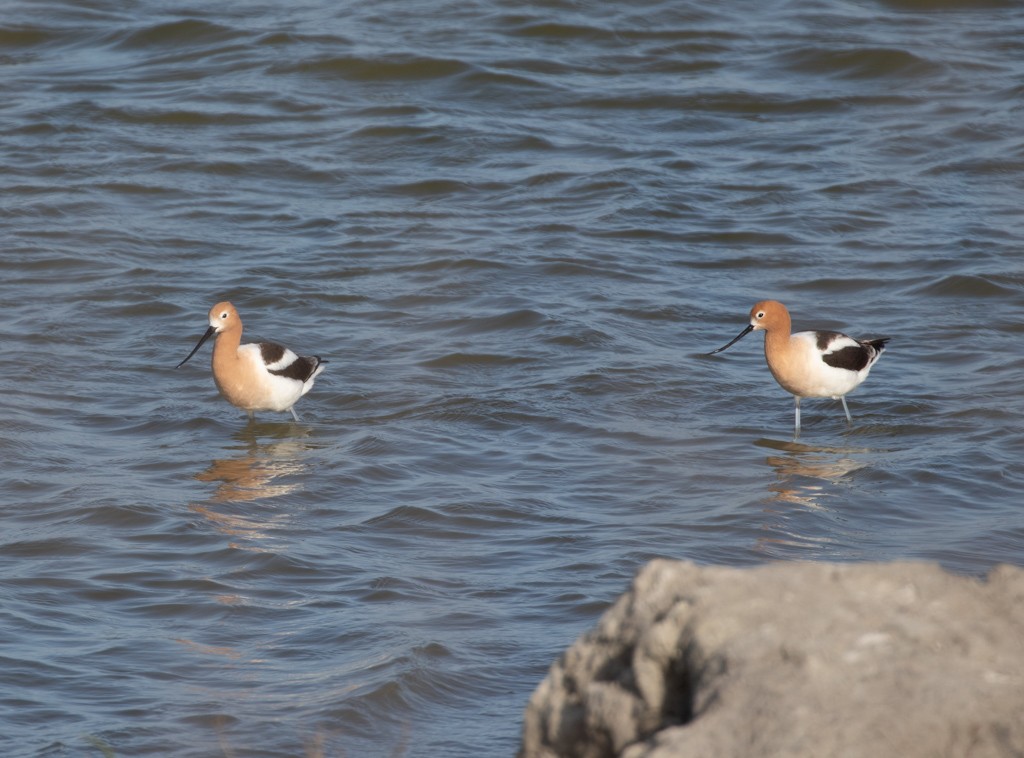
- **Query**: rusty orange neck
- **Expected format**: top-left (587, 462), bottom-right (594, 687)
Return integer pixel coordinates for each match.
top-left (212, 323), bottom-right (243, 370)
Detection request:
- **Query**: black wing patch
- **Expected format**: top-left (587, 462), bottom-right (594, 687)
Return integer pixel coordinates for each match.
top-left (269, 355), bottom-right (324, 382)
top-left (822, 345), bottom-right (872, 372)
top-left (259, 342), bottom-right (286, 364)
top-left (815, 331), bottom-right (844, 351)
top-left (821, 336), bottom-right (890, 372)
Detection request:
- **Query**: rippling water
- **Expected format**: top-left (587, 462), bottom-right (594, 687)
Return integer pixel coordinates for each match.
top-left (3, 0), bottom-right (1024, 755)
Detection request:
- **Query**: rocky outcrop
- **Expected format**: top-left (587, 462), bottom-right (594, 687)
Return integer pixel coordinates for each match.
top-left (520, 560), bottom-right (1024, 758)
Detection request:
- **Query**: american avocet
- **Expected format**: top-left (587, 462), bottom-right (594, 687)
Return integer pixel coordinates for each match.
top-left (176, 301), bottom-right (326, 422)
top-left (709, 300), bottom-right (888, 436)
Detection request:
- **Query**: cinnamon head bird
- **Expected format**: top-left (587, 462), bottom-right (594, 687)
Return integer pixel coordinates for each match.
top-left (176, 301), bottom-right (325, 422)
top-left (709, 300), bottom-right (888, 436)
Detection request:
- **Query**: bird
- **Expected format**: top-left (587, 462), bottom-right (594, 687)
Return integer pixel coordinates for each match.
top-left (176, 301), bottom-right (326, 422)
top-left (709, 300), bottom-right (888, 437)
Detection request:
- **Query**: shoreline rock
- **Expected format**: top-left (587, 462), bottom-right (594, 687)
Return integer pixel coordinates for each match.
top-left (520, 560), bottom-right (1024, 758)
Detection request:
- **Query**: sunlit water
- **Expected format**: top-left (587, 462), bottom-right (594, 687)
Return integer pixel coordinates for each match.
top-left (3, 0), bottom-right (1023, 755)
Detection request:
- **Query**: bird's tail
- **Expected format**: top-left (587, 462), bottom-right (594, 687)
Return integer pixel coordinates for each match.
top-left (867, 337), bottom-right (890, 352)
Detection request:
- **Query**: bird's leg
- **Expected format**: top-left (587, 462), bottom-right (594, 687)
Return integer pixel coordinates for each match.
top-left (289, 407), bottom-right (301, 422)
top-left (247, 409), bottom-right (255, 422)
top-left (794, 396), bottom-right (801, 439)
top-left (841, 396), bottom-right (852, 425)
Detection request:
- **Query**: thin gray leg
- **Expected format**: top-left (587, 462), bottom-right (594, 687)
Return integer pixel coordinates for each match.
top-left (841, 396), bottom-right (852, 424)
top-left (289, 407), bottom-right (300, 422)
top-left (247, 409), bottom-right (255, 422)
top-left (794, 396), bottom-right (801, 438)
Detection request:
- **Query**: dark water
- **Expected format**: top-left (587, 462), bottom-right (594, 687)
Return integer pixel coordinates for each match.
top-left (3, 0), bottom-right (1024, 755)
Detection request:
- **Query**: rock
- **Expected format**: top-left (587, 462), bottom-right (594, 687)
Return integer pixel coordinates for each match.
top-left (520, 560), bottom-right (1024, 758)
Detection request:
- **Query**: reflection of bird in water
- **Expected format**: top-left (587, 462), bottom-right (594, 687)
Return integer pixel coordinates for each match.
top-left (190, 434), bottom-right (311, 547)
top-left (751, 439), bottom-right (882, 561)
top-left (195, 445), bottom-right (306, 504)
top-left (765, 453), bottom-right (867, 509)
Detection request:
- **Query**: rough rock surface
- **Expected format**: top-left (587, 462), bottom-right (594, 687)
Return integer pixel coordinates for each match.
top-left (520, 560), bottom-right (1024, 758)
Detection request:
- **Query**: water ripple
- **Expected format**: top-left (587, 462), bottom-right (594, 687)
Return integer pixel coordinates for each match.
top-left (2, 0), bottom-right (1024, 756)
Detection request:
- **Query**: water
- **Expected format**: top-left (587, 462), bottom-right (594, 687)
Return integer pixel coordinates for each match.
top-left (3, 0), bottom-right (1023, 755)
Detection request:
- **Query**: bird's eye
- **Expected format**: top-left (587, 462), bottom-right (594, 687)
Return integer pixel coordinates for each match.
top-left (756, 311), bottom-right (765, 319)
top-left (220, 312), bottom-right (228, 319)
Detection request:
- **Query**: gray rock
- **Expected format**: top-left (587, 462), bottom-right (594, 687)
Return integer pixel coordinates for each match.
top-left (520, 560), bottom-right (1024, 758)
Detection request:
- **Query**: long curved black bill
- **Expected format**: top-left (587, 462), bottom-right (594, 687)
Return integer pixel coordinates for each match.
top-left (708, 324), bottom-right (754, 355)
top-left (176, 325), bottom-right (216, 368)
